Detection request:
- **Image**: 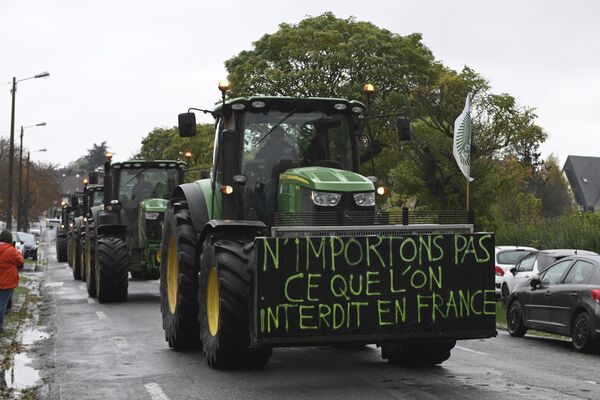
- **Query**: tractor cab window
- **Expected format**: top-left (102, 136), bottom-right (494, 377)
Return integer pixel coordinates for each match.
top-left (90, 191), bottom-right (104, 207)
top-left (242, 111), bottom-right (352, 180)
top-left (117, 168), bottom-right (180, 210)
top-left (241, 110), bottom-right (353, 221)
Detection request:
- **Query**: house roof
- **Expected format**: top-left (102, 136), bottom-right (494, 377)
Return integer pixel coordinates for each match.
top-left (563, 155), bottom-right (600, 210)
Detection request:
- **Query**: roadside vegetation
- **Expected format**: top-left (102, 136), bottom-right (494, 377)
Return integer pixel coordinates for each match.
top-left (134, 13), bottom-right (576, 238)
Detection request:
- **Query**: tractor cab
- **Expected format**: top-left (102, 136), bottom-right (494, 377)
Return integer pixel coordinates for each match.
top-left (179, 96), bottom-right (394, 224)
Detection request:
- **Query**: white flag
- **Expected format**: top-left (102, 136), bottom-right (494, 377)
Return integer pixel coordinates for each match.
top-left (453, 93), bottom-right (474, 182)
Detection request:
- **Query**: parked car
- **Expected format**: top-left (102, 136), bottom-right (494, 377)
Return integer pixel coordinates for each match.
top-left (507, 249), bottom-right (598, 295)
top-left (11, 231), bottom-right (25, 257)
top-left (506, 254), bottom-right (600, 352)
top-left (29, 222), bottom-right (42, 238)
top-left (15, 232), bottom-right (38, 260)
top-left (495, 246), bottom-right (537, 299)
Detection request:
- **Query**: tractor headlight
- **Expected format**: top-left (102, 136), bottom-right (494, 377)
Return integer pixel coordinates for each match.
top-left (353, 192), bottom-right (375, 207)
top-left (145, 212), bottom-right (160, 220)
top-left (311, 191), bottom-right (341, 207)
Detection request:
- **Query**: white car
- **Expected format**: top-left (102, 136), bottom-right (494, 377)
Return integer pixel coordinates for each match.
top-left (495, 246), bottom-right (537, 299)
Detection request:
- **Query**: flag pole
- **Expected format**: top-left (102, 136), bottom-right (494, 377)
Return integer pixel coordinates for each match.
top-left (466, 180), bottom-right (470, 211)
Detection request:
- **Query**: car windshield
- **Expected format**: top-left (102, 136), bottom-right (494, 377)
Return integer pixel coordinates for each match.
top-left (17, 232), bottom-right (35, 244)
top-left (242, 110), bottom-right (353, 178)
top-left (497, 250), bottom-right (533, 265)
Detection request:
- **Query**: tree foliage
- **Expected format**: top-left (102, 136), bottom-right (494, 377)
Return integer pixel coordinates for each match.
top-left (222, 13), bottom-right (570, 230)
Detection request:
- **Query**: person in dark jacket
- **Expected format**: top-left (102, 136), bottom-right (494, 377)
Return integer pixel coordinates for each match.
top-left (0, 230), bottom-right (22, 333)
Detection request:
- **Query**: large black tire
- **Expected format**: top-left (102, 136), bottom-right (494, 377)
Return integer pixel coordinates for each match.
top-left (71, 233), bottom-right (82, 280)
top-left (86, 228), bottom-right (97, 298)
top-left (507, 300), bottom-right (527, 337)
top-left (56, 235), bottom-right (68, 263)
top-left (572, 311), bottom-right (598, 353)
top-left (160, 205), bottom-right (201, 348)
top-left (199, 235), bottom-right (272, 369)
top-left (381, 340), bottom-right (455, 366)
top-left (95, 236), bottom-right (129, 303)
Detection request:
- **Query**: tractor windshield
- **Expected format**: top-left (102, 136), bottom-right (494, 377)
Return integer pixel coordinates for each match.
top-left (90, 191), bottom-right (104, 207)
top-left (116, 168), bottom-right (180, 211)
top-left (242, 111), bottom-right (353, 180)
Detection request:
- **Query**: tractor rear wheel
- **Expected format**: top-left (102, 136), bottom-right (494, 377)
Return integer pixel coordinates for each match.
top-left (199, 235), bottom-right (272, 369)
top-left (95, 236), bottom-right (128, 303)
top-left (160, 205), bottom-right (201, 348)
top-left (71, 233), bottom-right (82, 280)
top-left (381, 340), bottom-right (455, 366)
top-left (86, 229), bottom-right (97, 298)
top-left (56, 235), bottom-right (68, 262)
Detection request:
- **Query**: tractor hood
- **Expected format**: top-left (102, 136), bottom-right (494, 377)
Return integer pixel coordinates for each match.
top-left (280, 167), bottom-right (374, 192)
top-left (139, 198), bottom-right (169, 213)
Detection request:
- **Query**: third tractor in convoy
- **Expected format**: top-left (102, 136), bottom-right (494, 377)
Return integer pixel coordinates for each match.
top-left (159, 82), bottom-right (496, 369)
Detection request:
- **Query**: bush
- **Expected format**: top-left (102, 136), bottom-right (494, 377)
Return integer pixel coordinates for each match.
top-left (496, 212), bottom-right (600, 253)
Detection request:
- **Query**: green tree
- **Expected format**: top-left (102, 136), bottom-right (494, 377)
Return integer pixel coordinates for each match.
top-left (138, 124), bottom-right (215, 181)
top-left (529, 155), bottom-right (573, 218)
top-left (69, 141), bottom-right (110, 171)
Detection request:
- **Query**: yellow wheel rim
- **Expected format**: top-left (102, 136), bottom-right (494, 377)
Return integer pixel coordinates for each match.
top-left (207, 267), bottom-right (219, 336)
top-left (167, 235), bottom-right (179, 314)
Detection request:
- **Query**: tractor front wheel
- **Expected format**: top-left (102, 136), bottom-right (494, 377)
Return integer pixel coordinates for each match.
top-left (159, 205), bottom-right (201, 348)
top-left (56, 235), bottom-right (68, 263)
top-left (95, 236), bottom-right (128, 303)
top-left (199, 235), bottom-right (272, 369)
top-left (71, 233), bottom-right (82, 280)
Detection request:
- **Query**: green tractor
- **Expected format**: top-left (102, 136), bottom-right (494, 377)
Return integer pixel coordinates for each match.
top-left (89, 156), bottom-right (186, 302)
top-left (160, 84), bottom-right (495, 369)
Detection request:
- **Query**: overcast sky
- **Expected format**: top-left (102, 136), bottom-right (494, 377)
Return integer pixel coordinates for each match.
top-left (1, 0), bottom-right (599, 168)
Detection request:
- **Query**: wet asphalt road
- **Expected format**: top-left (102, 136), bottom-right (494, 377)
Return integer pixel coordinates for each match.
top-left (36, 233), bottom-right (600, 400)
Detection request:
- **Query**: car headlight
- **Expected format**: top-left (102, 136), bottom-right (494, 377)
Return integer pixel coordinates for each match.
top-left (353, 192), bottom-right (375, 207)
top-left (311, 191), bottom-right (341, 207)
top-left (145, 212), bottom-right (160, 220)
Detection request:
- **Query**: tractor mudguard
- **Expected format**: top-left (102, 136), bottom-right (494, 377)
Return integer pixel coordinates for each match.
top-left (97, 224), bottom-right (127, 237)
top-left (172, 183), bottom-right (209, 233)
top-left (252, 233), bottom-right (497, 347)
top-left (200, 220), bottom-right (267, 244)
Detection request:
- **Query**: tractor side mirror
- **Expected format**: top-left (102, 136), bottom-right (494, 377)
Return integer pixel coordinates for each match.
top-left (178, 113), bottom-right (197, 137)
top-left (396, 117), bottom-right (411, 141)
top-left (88, 171), bottom-right (99, 185)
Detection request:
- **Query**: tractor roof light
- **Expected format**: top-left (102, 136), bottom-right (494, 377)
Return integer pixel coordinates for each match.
top-left (105, 152), bottom-right (113, 160)
top-left (231, 103), bottom-right (245, 111)
top-left (334, 103), bottom-right (347, 111)
top-left (251, 100), bottom-right (266, 108)
top-left (363, 83), bottom-right (375, 96)
top-left (184, 151), bottom-right (193, 159)
top-left (218, 80), bottom-right (230, 93)
top-left (82, 178), bottom-right (89, 185)
top-left (220, 185), bottom-right (234, 195)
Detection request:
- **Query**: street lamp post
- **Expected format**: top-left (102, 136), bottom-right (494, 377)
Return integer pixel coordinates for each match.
top-left (6, 71), bottom-right (50, 230)
top-left (17, 122), bottom-right (46, 231)
top-left (24, 148), bottom-right (47, 231)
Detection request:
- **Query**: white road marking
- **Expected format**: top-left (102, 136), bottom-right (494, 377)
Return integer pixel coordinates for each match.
top-left (584, 380), bottom-right (597, 385)
top-left (96, 311), bottom-right (108, 320)
top-left (112, 336), bottom-right (131, 352)
top-left (145, 383), bottom-right (170, 400)
top-left (87, 298), bottom-right (96, 304)
top-left (455, 346), bottom-right (489, 356)
top-left (44, 282), bottom-right (64, 288)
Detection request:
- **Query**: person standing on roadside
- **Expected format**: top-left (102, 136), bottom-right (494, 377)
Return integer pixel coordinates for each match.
top-left (0, 230), bottom-right (22, 333)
